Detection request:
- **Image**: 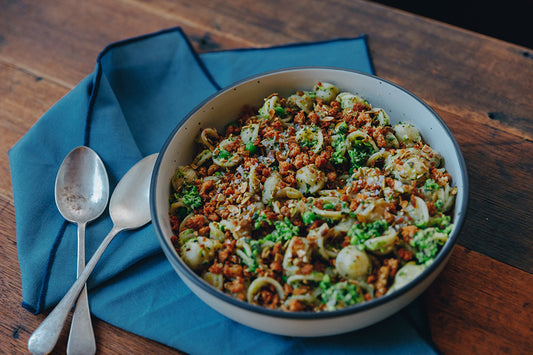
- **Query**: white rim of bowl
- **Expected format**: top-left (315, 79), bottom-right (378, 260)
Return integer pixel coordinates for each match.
top-left (150, 66), bottom-right (469, 320)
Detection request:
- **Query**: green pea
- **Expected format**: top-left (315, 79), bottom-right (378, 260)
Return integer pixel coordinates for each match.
top-left (245, 142), bottom-right (257, 154)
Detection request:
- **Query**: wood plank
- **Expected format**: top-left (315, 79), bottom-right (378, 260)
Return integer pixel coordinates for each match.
top-left (0, 63), bottom-right (69, 196)
top-left (427, 245), bottom-right (533, 354)
top-left (0, 0), bottom-right (245, 88)
top-left (1, 0), bottom-right (532, 271)
top-left (2, 0), bottom-right (532, 142)
top-left (131, 0), bottom-right (533, 141)
top-left (437, 108), bottom-right (533, 272)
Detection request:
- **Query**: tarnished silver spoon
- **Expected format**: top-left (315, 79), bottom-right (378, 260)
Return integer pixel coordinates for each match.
top-left (28, 153), bottom-right (158, 355)
top-left (55, 146), bottom-right (109, 355)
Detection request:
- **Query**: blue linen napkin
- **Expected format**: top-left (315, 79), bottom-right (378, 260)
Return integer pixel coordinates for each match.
top-left (9, 27), bottom-right (439, 354)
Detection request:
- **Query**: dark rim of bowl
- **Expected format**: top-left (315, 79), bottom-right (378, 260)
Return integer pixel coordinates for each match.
top-left (150, 66), bottom-right (469, 320)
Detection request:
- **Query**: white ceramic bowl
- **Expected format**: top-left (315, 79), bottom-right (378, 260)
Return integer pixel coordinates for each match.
top-left (150, 67), bottom-right (468, 337)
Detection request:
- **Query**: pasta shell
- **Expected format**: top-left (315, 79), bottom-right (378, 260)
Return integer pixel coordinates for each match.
top-left (199, 128), bottom-right (219, 150)
top-left (247, 277), bottom-right (285, 304)
top-left (386, 262), bottom-right (426, 295)
top-left (393, 122), bottom-right (421, 147)
top-left (296, 164), bottom-right (326, 195)
top-left (363, 227), bottom-right (399, 255)
top-left (288, 92), bottom-right (313, 113)
top-left (336, 245), bottom-right (372, 280)
top-left (212, 138), bottom-right (242, 167)
top-left (262, 172), bottom-right (281, 204)
top-left (313, 82), bottom-right (339, 103)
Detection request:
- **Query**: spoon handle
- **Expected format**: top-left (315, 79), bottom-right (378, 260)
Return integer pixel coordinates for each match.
top-left (67, 222), bottom-right (96, 355)
top-left (28, 226), bottom-right (122, 355)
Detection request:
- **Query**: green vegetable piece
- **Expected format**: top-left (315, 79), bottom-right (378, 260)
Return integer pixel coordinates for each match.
top-left (320, 279), bottom-right (364, 310)
top-left (348, 220), bottom-right (388, 248)
top-left (347, 139), bottom-right (375, 171)
top-left (336, 121), bottom-right (348, 135)
top-left (253, 211), bottom-right (272, 230)
top-left (410, 227), bottom-right (448, 264)
top-left (302, 211), bottom-right (320, 225)
top-left (330, 126), bottom-right (349, 165)
top-left (245, 142), bottom-right (257, 154)
top-left (216, 148), bottom-right (232, 160)
top-left (264, 218), bottom-right (299, 243)
top-left (179, 183), bottom-right (203, 210)
top-left (241, 238), bottom-right (262, 272)
top-left (274, 106), bottom-right (287, 118)
top-left (319, 274), bottom-right (331, 289)
top-left (423, 178), bottom-right (440, 192)
top-left (429, 213), bottom-right (453, 234)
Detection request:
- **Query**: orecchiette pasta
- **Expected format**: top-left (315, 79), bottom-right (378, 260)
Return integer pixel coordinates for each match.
top-left (393, 122), bottom-right (422, 147)
top-left (313, 81), bottom-right (339, 103)
top-left (181, 236), bottom-right (220, 270)
top-left (259, 95), bottom-right (280, 118)
top-left (288, 92), bottom-right (313, 113)
top-left (335, 245), bottom-right (372, 280)
top-left (212, 137), bottom-right (242, 167)
top-left (168, 81), bottom-right (457, 312)
top-left (296, 164), bottom-right (326, 195)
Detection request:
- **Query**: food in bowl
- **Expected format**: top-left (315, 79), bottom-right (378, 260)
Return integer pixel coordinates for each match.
top-left (167, 81), bottom-right (457, 312)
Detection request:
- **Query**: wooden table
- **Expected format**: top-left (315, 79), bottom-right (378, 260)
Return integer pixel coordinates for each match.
top-left (1, 1), bottom-right (531, 354)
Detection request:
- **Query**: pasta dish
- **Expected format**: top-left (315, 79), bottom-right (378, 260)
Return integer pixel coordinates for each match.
top-left (168, 82), bottom-right (456, 311)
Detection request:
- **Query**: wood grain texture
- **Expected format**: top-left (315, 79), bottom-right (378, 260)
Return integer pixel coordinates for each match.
top-left (2, 0), bottom-right (532, 141)
top-left (427, 246), bottom-right (533, 355)
top-left (0, 64), bottom-right (68, 195)
top-left (437, 108), bottom-right (533, 273)
top-left (133, 0), bottom-right (533, 139)
top-left (0, 0), bottom-right (244, 88)
top-left (3, 0), bottom-right (532, 271)
top-left (1, 0), bottom-right (532, 354)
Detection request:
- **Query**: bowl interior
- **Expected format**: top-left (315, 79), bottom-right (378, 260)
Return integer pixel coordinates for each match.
top-left (151, 67), bottom-right (468, 318)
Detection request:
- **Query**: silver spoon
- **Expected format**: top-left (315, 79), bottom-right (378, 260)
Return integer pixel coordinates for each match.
top-left (28, 153), bottom-right (158, 355)
top-left (55, 146), bottom-right (109, 355)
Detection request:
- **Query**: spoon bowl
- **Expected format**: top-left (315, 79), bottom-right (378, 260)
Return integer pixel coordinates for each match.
top-left (108, 158), bottom-right (152, 228)
top-left (55, 146), bottom-right (109, 224)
